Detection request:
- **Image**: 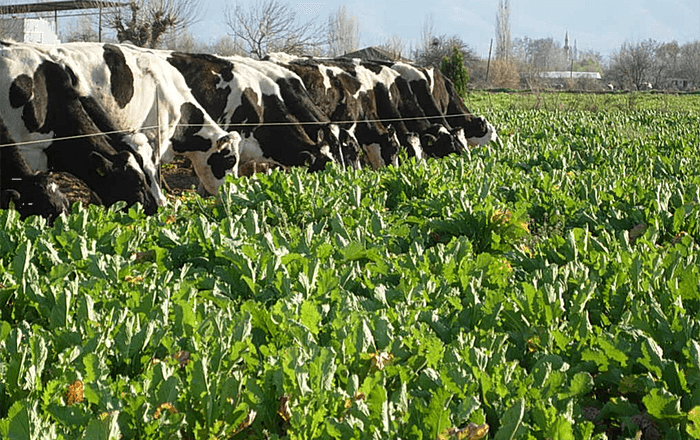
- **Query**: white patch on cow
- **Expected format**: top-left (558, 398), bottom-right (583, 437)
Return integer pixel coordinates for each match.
top-left (319, 144), bottom-right (334, 162)
top-left (127, 150), bottom-right (167, 206)
top-left (48, 182), bottom-right (60, 194)
top-left (351, 63), bottom-right (401, 99)
top-left (238, 133), bottom-right (265, 163)
top-left (329, 124), bottom-right (340, 142)
top-left (407, 133), bottom-right (424, 161)
top-left (218, 56), bottom-right (287, 127)
top-left (18, 143), bottom-right (49, 171)
top-left (364, 143), bottom-right (384, 169)
top-left (467, 121), bottom-right (499, 147)
top-left (266, 52), bottom-right (301, 64)
top-left (391, 63), bottom-right (427, 83)
top-left (316, 63), bottom-right (346, 91)
top-left (424, 67), bottom-right (436, 94)
top-left (121, 132), bottom-right (166, 206)
top-left (452, 127), bottom-right (468, 151)
top-left (388, 130), bottom-right (400, 167)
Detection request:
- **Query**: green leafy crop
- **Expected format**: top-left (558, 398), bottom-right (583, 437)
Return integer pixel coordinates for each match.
top-left (1, 92), bottom-right (699, 439)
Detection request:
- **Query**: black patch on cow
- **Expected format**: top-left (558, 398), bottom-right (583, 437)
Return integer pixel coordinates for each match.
top-left (21, 62), bottom-right (59, 133)
top-left (65, 64), bottom-right (79, 88)
top-left (78, 95), bottom-right (154, 189)
top-left (171, 102), bottom-right (211, 152)
top-left (167, 52), bottom-right (234, 123)
top-left (103, 44), bottom-right (134, 108)
top-left (252, 92), bottom-right (322, 167)
top-left (9, 74), bottom-right (32, 108)
top-left (207, 146), bottom-right (237, 180)
top-left (421, 124), bottom-right (460, 158)
top-left (276, 76), bottom-right (330, 139)
top-left (228, 88), bottom-right (262, 134)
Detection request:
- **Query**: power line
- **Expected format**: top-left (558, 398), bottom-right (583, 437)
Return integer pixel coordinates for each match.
top-left (0, 112), bottom-right (478, 149)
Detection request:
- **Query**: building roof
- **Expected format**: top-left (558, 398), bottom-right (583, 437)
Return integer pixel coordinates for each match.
top-left (341, 46), bottom-right (412, 63)
top-left (538, 71), bottom-right (602, 80)
top-left (0, 1), bottom-right (126, 15)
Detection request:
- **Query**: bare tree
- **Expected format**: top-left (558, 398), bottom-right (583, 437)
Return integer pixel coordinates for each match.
top-left (495, 0), bottom-right (511, 60)
top-left (162, 27), bottom-right (205, 52)
top-left (414, 34), bottom-right (478, 70)
top-left (608, 39), bottom-right (659, 90)
top-left (0, 18), bottom-right (27, 42)
top-left (0, 2), bottom-right (32, 41)
top-left (225, 0), bottom-right (328, 59)
top-left (513, 37), bottom-right (567, 74)
top-left (327, 5), bottom-right (359, 57)
top-left (378, 34), bottom-right (406, 60)
top-left (679, 41), bottom-right (700, 89)
top-left (63, 15), bottom-right (99, 42)
top-left (207, 36), bottom-right (246, 56)
top-left (108, 0), bottom-right (200, 48)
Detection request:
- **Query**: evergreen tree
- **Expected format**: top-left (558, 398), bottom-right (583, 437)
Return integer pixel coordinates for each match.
top-left (441, 47), bottom-right (470, 97)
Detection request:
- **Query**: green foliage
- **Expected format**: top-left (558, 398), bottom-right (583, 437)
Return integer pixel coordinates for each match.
top-left (441, 47), bottom-right (470, 97)
top-left (1, 93), bottom-right (700, 438)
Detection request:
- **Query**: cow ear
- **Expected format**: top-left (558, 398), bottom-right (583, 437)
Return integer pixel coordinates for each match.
top-left (316, 128), bottom-right (324, 144)
top-left (88, 151), bottom-right (112, 177)
top-left (1, 189), bottom-right (21, 208)
top-left (114, 151), bottom-right (132, 167)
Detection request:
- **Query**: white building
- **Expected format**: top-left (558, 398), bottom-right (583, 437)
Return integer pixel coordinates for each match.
top-left (0, 17), bottom-right (60, 44)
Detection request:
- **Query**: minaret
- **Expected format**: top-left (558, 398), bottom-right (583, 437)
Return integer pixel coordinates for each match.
top-left (564, 31), bottom-right (570, 60)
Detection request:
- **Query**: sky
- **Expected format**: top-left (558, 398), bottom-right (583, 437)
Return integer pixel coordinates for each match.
top-left (187, 0), bottom-right (700, 59)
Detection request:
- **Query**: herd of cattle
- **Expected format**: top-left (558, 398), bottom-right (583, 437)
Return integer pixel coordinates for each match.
top-left (0, 41), bottom-right (498, 221)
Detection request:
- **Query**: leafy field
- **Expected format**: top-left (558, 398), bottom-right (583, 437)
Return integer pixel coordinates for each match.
top-left (1, 93), bottom-right (700, 439)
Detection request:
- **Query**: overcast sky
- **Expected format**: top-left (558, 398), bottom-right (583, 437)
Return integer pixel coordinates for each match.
top-left (188, 0), bottom-right (700, 59)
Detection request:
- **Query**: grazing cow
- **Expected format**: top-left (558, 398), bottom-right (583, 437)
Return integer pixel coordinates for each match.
top-left (0, 140), bottom-right (69, 221)
top-left (42, 42), bottom-right (241, 195)
top-left (0, 41), bottom-right (161, 214)
top-left (164, 51), bottom-right (358, 171)
top-left (418, 65), bottom-right (498, 147)
top-left (272, 55), bottom-right (404, 168)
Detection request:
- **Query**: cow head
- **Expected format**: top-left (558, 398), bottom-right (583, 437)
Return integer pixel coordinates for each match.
top-left (119, 132), bottom-right (168, 207)
top-left (467, 119), bottom-right (499, 147)
top-left (189, 132), bottom-right (241, 195)
top-left (405, 132), bottom-right (424, 161)
top-left (87, 150), bottom-right (160, 214)
top-left (380, 125), bottom-right (401, 167)
top-left (339, 128), bottom-right (362, 170)
top-left (421, 124), bottom-right (463, 158)
top-left (1, 173), bottom-right (69, 222)
top-left (316, 124), bottom-right (361, 170)
top-left (362, 124), bottom-right (400, 169)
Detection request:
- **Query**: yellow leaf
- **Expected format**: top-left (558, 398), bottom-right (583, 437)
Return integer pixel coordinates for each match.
top-left (438, 423), bottom-right (489, 440)
top-left (370, 351), bottom-right (393, 370)
top-left (278, 395), bottom-right (292, 422)
top-left (66, 380), bottom-right (84, 406)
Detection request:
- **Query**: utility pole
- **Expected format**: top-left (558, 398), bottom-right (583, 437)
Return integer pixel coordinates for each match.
top-left (486, 39), bottom-right (493, 84)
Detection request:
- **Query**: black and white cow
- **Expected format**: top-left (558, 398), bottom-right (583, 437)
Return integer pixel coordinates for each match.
top-left (42, 42), bottom-right (241, 195)
top-left (415, 64), bottom-right (498, 147)
top-left (163, 51), bottom-right (359, 172)
top-left (272, 55), bottom-right (405, 169)
top-left (0, 41), bottom-right (161, 214)
top-left (272, 54), bottom-right (498, 162)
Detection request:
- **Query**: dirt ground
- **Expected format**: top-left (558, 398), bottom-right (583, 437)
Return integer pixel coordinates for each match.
top-left (52, 155), bottom-right (201, 208)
